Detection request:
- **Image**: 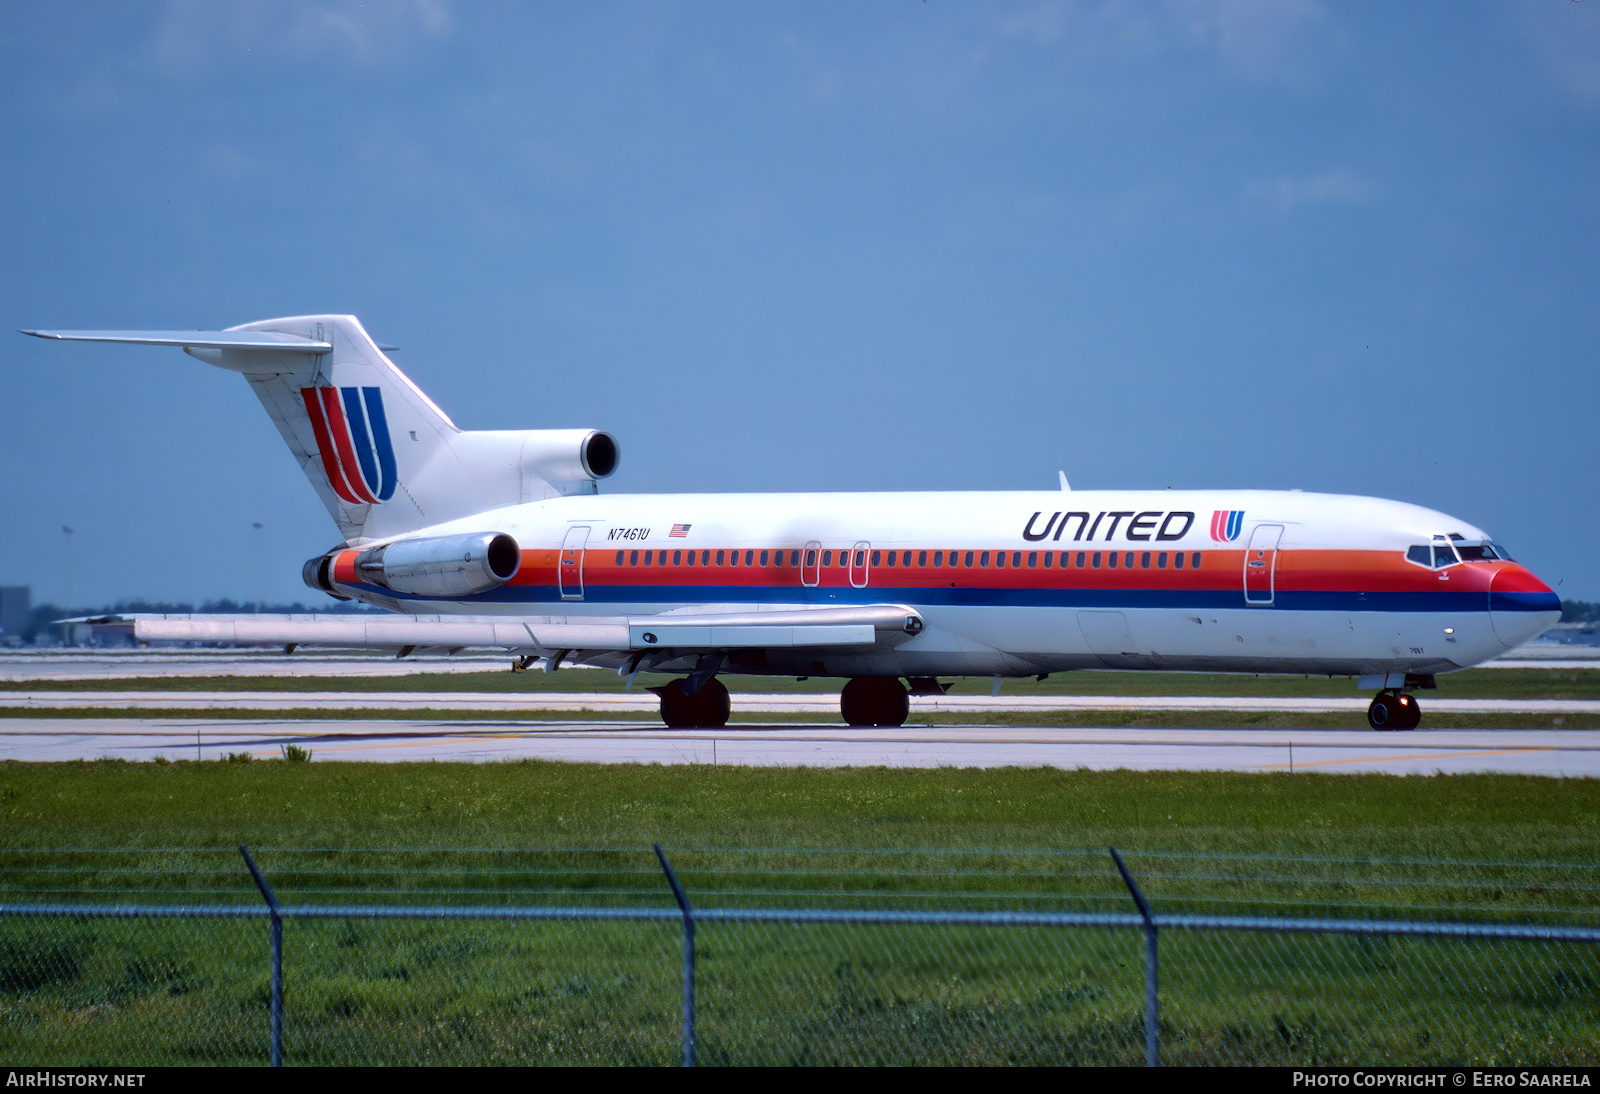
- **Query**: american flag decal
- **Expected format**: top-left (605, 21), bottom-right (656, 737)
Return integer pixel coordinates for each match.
top-left (669, 524), bottom-right (692, 538)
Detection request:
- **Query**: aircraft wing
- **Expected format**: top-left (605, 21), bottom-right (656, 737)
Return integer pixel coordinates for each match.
top-left (74, 605), bottom-right (923, 656)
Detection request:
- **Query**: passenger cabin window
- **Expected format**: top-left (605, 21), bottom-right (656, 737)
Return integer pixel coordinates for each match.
top-left (980, 552), bottom-right (990, 568)
top-left (760, 550), bottom-right (769, 566)
top-left (615, 551), bottom-right (624, 565)
top-left (1028, 552), bottom-right (1037, 568)
top-left (1092, 552), bottom-right (1102, 568)
top-left (716, 550), bottom-right (725, 566)
top-left (1108, 552), bottom-right (1118, 569)
top-left (964, 551), bottom-right (974, 567)
top-left (994, 552), bottom-right (1005, 569)
top-left (919, 551), bottom-right (928, 567)
top-left (821, 551), bottom-right (832, 566)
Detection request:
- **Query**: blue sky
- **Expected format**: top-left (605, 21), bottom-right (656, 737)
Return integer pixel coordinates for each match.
top-left (3, 1), bottom-right (1598, 608)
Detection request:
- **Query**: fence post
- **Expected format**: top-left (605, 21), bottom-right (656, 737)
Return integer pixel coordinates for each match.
top-left (1110, 847), bottom-right (1158, 1067)
top-left (239, 846), bottom-right (284, 1068)
top-left (653, 844), bottom-right (696, 1067)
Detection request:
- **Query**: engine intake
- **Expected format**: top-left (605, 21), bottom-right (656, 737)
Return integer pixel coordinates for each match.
top-left (352, 532), bottom-right (521, 598)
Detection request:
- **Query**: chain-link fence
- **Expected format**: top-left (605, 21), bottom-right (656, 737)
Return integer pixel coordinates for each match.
top-left (1, 846), bottom-right (1596, 1066)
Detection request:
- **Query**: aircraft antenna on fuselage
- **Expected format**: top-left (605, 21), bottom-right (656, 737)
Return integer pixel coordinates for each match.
top-left (1058, 470), bottom-right (1071, 491)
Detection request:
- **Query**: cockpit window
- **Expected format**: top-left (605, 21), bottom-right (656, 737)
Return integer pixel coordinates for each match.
top-left (1453, 539), bottom-right (1511, 562)
top-left (1442, 532), bottom-right (1512, 562)
top-left (1406, 539), bottom-right (1462, 569)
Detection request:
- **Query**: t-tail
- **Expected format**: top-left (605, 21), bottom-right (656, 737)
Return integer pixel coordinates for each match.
top-left (21, 315), bottom-right (619, 544)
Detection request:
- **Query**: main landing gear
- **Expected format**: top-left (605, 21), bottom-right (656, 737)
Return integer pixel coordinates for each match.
top-left (840, 677), bottom-right (910, 727)
top-left (651, 678), bottom-right (731, 729)
top-left (648, 674), bottom-right (914, 729)
top-left (1367, 690), bottom-right (1421, 731)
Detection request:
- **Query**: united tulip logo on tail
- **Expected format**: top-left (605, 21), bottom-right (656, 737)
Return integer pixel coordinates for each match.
top-left (1210, 510), bottom-right (1244, 542)
top-left (301, 386), bottom-right (397, 504)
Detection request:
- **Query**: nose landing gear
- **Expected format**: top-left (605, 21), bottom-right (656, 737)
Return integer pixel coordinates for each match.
top-left (1367, 690), bottom-right (1421, 731)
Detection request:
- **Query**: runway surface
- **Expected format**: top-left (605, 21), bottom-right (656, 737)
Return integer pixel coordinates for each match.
top-left (6, 690), bottom-right (1600, 716)
top-left (3, 718), bottom-right (1596, 775)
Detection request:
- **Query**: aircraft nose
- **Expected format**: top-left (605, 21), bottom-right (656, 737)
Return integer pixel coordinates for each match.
top-left (1489, 564), bottom-right (1562, 648)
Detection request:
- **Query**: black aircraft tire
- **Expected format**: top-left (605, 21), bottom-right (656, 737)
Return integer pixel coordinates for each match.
top-left (1394, 692), bottom-right (1421, 730)
top-left (841, 677), bottom-right (910, 727)
top-left (656, 678), bottom-right (731, 729)
top-left (1368, 692), bottom-right (1398, 731)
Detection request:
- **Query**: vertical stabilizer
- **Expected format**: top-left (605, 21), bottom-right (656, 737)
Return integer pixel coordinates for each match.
top-left (25, 315), bottom-right (620, 545)
top-left (201, 315), bottom-right (462, 543)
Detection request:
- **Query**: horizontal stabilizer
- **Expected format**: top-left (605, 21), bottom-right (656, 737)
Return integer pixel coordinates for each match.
top-left (20, 329), bottom-right (332, 353)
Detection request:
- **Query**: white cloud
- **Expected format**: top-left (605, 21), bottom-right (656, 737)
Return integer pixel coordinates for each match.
top-left (999, 0), bottom-right (1324, 74)
top-left (1518, 0), bottom-right (1600, 103)
top-left (1160, 0), bottom-right (1324, 71)
top-left (1246, 170), bottom-right (1370, 212)
top-left (147, 0), bottom-right (452, 74)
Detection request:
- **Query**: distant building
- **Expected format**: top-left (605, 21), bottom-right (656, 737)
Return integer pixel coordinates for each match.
top-left (0, 586), bottom-right (28, 639)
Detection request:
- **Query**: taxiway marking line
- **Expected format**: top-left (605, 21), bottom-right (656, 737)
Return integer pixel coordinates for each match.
top-left (237, 732), bottom-right (537, 758)
top-left (1255, 747), bottom-right (1549, 770)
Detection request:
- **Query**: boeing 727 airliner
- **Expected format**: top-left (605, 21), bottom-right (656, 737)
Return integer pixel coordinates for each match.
top-left (22, 315), bottom-right (1561, 730)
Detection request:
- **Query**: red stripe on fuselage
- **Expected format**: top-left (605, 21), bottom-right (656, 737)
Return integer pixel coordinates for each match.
top-left (497, 546), bottom-right (1516, 596)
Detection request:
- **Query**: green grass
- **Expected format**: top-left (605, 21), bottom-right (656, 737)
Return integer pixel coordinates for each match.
top-left (2, 761), bottom-right (1597, 892)
top-left (1, 762), bottom-right (1597, 1064)
top-left (11, 666), bottom-right (1600, 700)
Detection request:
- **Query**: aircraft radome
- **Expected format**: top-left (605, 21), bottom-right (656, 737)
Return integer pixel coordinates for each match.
top-left (22, 316), bottom-right (1561, 730)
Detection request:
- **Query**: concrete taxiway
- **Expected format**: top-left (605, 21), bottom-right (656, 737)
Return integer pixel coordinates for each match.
top-left (2, 718), bottom-right (1596, 776)
top-left (6, 690), bottom-right (1600, 717)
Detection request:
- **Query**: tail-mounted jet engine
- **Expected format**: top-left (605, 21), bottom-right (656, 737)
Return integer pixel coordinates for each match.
top-left (302, 532), bottom-right (521, 599)
top-left (520, 429), bottom-right (619, 485)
